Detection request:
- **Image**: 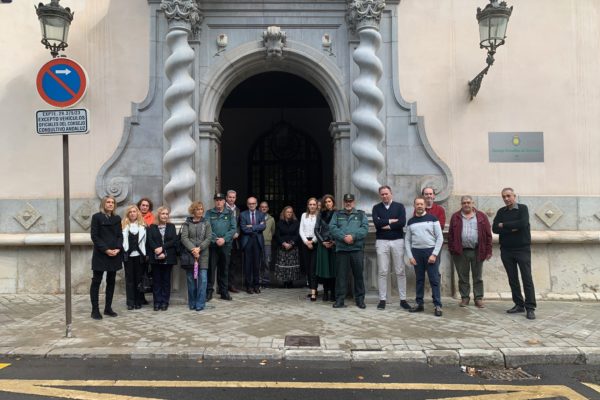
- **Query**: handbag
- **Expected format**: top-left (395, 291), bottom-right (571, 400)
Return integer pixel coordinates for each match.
top-left (138, 265), bottom-right (153, 293)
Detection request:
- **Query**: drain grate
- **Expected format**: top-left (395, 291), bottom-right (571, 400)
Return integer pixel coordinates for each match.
top-left (285, 335), bottom-right (320, 347)
top-left (464, 367), bottom-right (539, 381)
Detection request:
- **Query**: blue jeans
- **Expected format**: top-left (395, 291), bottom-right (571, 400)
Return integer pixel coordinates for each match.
top-left (412, 247), bottom-right (442, 307)
top-left (186, 269), bottom-right (207, 310)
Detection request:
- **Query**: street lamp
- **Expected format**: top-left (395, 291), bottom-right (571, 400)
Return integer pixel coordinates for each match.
top-left (35, 0), bottom-right (74, 58)
top-left (468, 0), bottom-right (513, 100)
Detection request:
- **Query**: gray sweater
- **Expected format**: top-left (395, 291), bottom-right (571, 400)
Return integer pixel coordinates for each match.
top-left (405, 213), bottom-right (443, 258)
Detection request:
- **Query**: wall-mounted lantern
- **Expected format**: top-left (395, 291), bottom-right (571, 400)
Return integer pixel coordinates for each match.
top-left (468, 0), bottom-right (513, 100)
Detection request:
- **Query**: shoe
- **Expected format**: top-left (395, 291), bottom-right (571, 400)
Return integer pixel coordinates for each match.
top-left (206, 291), bottom-right (213, 302)
top-left (434, 306), bottom-right (443, 317)
top-left (196, 307), bottom-right (204, 312)
top-left (220, 294), bottom-right (232, 301)
top-left (103, 308), bottom-right (118, 317)
top-left (474, 299), bottom-right (485, 308)
top-left (409, 304), bottom-right (424, 313)
top-left (506, 305), bottom-right (525, 314)
top-left (134, 304), bottom-right (141, 309)
top-left (526, 309), bottom-right (536, 320)
top-left (160, 304), bottom-right (168, 311)
top-left (254, 287), bottom-right (261, 294)
top-left (310, 291), bottom-right (317, 302)
top-left (332, 302), bottom-right (347, 308)
top-left (91, 309), bottom-right (102, 320)
top-left (377, 300), bottom-right (386, 310)
top-left (229, 287), bottom-right (240, 293)
top-left (127, 305), bottom-right (134, 311)
top-left (400, 300), bottom-right (411, 310)
top-left (246, 288), bottom-right (253, 294)
top-left (459, 298), bottom-right (470, 307)
top-left (357, 302), bottom-right (366, 309)
top-left (153, 305), bottom-right (160, 311)
top-left (322, 292), bottom-right (329, 302)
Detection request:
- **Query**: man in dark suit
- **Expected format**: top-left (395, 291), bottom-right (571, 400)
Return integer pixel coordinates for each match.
top-left (240, 197), bottom-right (266, 294)
top-left (225, 190), bottom-right (241, 293)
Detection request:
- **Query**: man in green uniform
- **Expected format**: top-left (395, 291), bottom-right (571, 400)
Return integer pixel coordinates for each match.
top-left (329, 193), bottom-right (369, 309)
top-left (206, 193), bottom-right (237, 301)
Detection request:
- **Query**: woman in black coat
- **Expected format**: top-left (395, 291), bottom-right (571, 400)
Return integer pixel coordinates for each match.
top-left (146, 206), bottom-right (178, 311)
top-left (90, 195), bottom-right (123, 320)
top-left (273, 206), bottom-right (301, 288)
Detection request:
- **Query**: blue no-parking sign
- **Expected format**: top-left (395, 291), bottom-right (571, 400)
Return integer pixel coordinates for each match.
top-left (36, 58), bottom-right (88, 108)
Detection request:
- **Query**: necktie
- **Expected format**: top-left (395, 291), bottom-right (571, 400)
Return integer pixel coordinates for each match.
top-left (251, 212), bottom-right (255, 225)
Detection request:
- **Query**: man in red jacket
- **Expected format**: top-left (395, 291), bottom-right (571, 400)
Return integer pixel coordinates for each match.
top-left (421, 187), bottom-right (446, 229)
top-left (447, 195), bottom-right (492, 308)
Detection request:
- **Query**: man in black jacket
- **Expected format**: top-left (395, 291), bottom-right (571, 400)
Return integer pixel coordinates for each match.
top-left (492, 188), bottom-right (536, 320)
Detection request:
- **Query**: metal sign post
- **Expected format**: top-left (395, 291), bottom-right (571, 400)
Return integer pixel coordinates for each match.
top-left (36, 57), bottom-right (88, 338)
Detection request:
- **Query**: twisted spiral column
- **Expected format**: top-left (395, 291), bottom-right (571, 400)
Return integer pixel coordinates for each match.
top-left (350, 27), bottom-right (385, 211)
top-left (163, 26), bottom-right (197, 219)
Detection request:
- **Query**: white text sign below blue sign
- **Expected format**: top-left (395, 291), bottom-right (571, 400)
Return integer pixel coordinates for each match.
top-left (488, 132), bottom-right (544, 163)
top-left (36, 109), bottom-right (89, 135)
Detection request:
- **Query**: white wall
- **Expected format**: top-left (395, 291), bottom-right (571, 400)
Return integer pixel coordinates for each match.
top-left (0, 0), bottom-right (149, 198)
top-left (397, 0), bottom-right (600, 196)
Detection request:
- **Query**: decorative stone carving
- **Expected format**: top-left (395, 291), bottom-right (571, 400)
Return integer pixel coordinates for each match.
top-left (349, 1), bottom-right (386, 211)
top-left (72, 201), bottom-right (96, 230)
top-left (535, 201), bottom-right (564, 228)
top-left (262, 26), bottom-right (287, 59)
top-left (162, 2), bottom-right (198, 220)
top-left (347, 0), bottom-right (386, 33)
top-left (161, 0), bottom-right (203, 35)
top-left (14, 203), bottom-right (41, 230)
top-left (102, 176), bottom-right (131, 204)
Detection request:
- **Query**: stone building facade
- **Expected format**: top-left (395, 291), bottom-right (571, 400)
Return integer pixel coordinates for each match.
top-left (0, 0), bottom-right (599, 299)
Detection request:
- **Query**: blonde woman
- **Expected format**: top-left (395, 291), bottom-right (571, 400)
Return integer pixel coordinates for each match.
top-left (90, 195), bottom-right (122, 320)
top-left (122, 205), bottom-right (147, 310)
top-left (147, 206), bottom-right (178, 311)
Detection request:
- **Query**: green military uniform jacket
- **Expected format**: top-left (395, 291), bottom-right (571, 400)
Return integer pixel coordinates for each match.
top-left (205, 207), bottom-right (237, 246)
top-left (328, 208), bottom-right (369, 252)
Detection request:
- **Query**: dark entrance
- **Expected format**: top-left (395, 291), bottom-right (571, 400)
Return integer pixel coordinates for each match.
top-left (219, 72), bottom-right (333, 216)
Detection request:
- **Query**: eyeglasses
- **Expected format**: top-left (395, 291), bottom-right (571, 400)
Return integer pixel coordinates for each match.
top-left (248, 203), bottom-right (257, 205)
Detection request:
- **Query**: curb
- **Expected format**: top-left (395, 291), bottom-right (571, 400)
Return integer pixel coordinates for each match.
top-left (2, 346), bottom-right (595, 367)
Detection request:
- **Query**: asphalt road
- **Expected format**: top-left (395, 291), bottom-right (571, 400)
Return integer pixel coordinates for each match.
top-left (0, 358), bottom-right (599, 399)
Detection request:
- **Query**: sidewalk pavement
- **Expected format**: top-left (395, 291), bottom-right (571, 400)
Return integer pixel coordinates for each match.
top-left (1, 290), bottom-right (599, 368)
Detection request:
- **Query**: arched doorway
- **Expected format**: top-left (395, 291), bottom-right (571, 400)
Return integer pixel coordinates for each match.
top-left (219, 72), bottom-right (333, 216)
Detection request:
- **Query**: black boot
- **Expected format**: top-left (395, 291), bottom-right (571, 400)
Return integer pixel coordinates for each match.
top-left (90, 271), bottom-right (102, 320)
top-left (104, 271), bottom-right (117, 317)
top-left (91, 308), bottom-right (102, 320)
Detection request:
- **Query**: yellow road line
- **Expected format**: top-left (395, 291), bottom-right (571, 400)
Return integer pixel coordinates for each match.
top-left (582, 382), bottom-right (600, 393)
top-left (0, 379), bottom-right (589, 400)
top-left (0, 364), bottom-right (10, 370)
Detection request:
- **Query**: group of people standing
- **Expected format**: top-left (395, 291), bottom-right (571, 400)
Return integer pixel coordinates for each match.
top-left (89, 186), bottom-right (537, 321)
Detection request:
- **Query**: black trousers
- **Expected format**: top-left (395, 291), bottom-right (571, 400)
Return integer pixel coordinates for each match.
top-left (208, 245), bottom-right (231, 295)
top-left (301, 244), bottom-right (318, 290)
top-left (90, 270), bottom-right (116, 311)
top-left (152, 264), bottom-right (172, 306)
top-left (500, 246), bottom-right (536, 310)
top-left (243, 237), bottom-right (261, 289)
top-left (335, 250), bottom-right (365, 304)
top-left (124, 256), bottom-right (145, 307)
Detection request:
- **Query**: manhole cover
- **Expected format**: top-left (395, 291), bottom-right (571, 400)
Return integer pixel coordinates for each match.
top-left (464, 367), bottom-right (539, 381)
top-left (285, 335), bottom-right (320, 347)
